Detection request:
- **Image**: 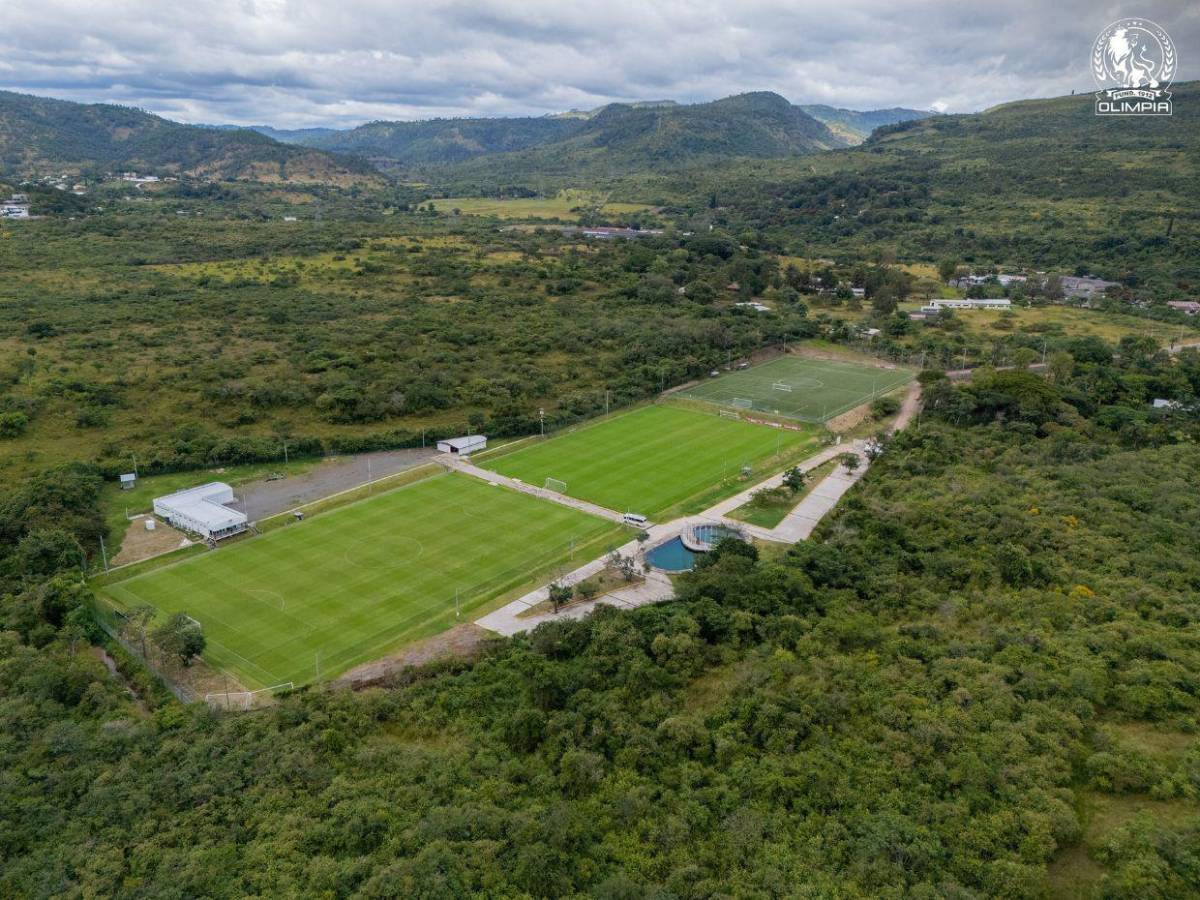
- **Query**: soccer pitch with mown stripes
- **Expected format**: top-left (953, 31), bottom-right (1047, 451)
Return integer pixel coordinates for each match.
top-left (483, 404), bottom-right (819, 518)
top-left (676, 355), bottom-right (913, 422)
top-left (97, 474), bottom-right (622, 688)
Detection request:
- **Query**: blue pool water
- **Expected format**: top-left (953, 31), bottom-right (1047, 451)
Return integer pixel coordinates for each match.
top-left (645, 537), bottom-right (698, 572)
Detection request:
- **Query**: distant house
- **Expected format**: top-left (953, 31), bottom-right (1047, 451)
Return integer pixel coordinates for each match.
top-left (950, 274), bottom-right (990, 288)
top-left (1167, 301), bottom-right (1200, 316)
top-left (734, 301), bottom-right (772, 312)
top-left (0, 199), bottom-right (30, 219)
top-left (1152, 399), bottom-right (1183, 410)
top-left (1060, 275), bottom-right (1119, 299)
top-left (849, 287), bottom-right (866, 299)
top-left (922, 298), bottom-right (1012, 312)
top-left (997, 274), bottom-right (1027, 287)
top-left (580, 227), bottom-right (662, 239)
top-left (437, 435), bottom-right (488, 456)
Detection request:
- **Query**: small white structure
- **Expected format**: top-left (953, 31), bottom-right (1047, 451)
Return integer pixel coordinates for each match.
top-left (1, 200), bottom-right (30, 219)
top-left (437, 435), bottom-right (488, 456)
top-left (152, 482), bottom-right (247, 540)
top-left (119, 472), bottom-right (137, 491)
top-left (922, 298), bottom-right (1012, 312)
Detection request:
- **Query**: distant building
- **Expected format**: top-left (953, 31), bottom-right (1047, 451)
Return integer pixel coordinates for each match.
top-left (119, 473), bottom-right (137, 491)
top-left (437, 435), bottom-right (488, 456)
top-left (1152, 399), bottom-right (1183, 410)
top-left (153, 483), bottom-right (247, 540)
top-left (997, 274), bottom-right (1027, 287)
top-left (1167, 300), bottom-right (1200, 316)
top-left (734, 301), bottom-right (772, 312)
top-left (580, 227), bottom-right (662, 239)
top-left (1, 199), bottom-right (30, 219)
top-left (922, 298), bottom-right (1012, 311)
top-left (1060, 275), bottom-right (1119, 299)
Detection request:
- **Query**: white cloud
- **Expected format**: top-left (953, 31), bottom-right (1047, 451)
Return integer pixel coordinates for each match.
top-left (0, 0), bottom-right (1194, 126)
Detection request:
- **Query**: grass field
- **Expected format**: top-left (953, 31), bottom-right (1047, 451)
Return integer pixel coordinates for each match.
top-left (482, 405), bottom-right (819, 518)
top-left (97, 474), bottom-right (621, 688)
top-left (676, 356), bottom-right (914, 422)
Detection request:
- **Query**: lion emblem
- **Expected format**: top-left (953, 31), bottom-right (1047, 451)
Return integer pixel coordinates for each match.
top-left (1105, 28), bottom-right (1160, 88)
top-left (1093, 19), bottom-right (1176, 93)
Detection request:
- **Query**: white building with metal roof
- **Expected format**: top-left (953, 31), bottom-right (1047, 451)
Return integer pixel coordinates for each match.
top-left (152, 482), bottom-right (247, 540)
top-left (436, 435), bottom-right (488, 456)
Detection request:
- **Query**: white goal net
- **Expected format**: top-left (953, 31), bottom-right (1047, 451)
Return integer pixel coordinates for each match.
top-left (544, 477), bottom-right (568, 493)
top-left (719, 410), bottom-right (741, 419)
top-left (205, 681), bottom-right (294, 711)
top-left (772, 382), bottom-right (792, 392)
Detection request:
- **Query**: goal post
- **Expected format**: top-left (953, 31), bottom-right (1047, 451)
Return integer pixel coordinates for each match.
top-left (718, 409), bottom-right (741, 419)
top-left (544, 477), bottom-right (568, 493)
top-left (772, 382), bottom-right (793, 392)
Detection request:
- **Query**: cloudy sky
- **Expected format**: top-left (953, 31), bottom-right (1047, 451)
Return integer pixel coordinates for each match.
top-left (0, 0), bottom-right (1194, 127)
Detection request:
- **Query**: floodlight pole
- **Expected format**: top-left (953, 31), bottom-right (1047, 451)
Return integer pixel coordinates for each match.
top-left (539, 408), bottom-right (545, 437)
top-left (99, 535), bottom-right (109, 574)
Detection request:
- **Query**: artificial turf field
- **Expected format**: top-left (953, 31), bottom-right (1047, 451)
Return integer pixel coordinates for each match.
top-left (98, 474), bottom-right (621, 688)
top-left (676, 355), bottom-right (914, 422)
top-left (483, 404), bottom-right (819, 517)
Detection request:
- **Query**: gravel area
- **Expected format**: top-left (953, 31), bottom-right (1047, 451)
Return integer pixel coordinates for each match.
top-left (229, 448), bottom-right (439, 522)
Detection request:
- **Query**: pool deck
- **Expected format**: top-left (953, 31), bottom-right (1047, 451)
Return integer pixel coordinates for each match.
top-left (473, 380), bottom-right (920, 636)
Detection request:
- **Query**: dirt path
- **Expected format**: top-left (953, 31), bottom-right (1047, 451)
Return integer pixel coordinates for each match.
top-left (229, 447), bottom-right (438, 521)
top-left (336, 624), bottom-right (492, 687)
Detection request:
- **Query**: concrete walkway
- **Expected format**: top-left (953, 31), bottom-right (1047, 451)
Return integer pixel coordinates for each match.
top-left (471, 381), bottom-right (922, 636)
top-left (439, 456), bottom-right (637, 526)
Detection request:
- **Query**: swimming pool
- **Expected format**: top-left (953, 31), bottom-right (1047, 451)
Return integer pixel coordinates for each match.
top-left (645, 537), bottom-right (698, 572)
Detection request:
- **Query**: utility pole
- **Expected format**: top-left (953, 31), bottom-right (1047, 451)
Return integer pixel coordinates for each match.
top-left (605, 390), bottom-right (610, 416)
top-left (282, 440), bottom-right (288, 464)
top-left (99, 535), bottom-right (109, 574)
top-left (539, 408), bottom-right (545, 437)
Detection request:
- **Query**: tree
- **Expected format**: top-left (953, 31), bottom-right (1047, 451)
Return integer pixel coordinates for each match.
top-left (937, 258), bottom-right (958, 283)
top-left (782, 466), bottom-right (807, 493)
top-left (1049, 351), bottom-right (1075, 384)
top-left (608, 551), bottom-right (638, 582)
top-left (153, 612), bottom-right (206, 666)
top-left (840, 452), bottom-right (861, 472)
top-left (548, 581), bottom-right (572, 613)
top-left (575, 581), bottom-right (599, 601)
top-left (123, 604), bottom-right (157, 658)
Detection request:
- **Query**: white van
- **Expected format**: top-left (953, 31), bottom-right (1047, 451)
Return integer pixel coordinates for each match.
top-left (623, 513), bottom-right (648, 527)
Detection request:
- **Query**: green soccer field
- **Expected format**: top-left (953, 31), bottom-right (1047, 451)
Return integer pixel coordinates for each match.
top-left (677, 355), bottom-right (914, 421)
top-left (483, 405), bottom-right (819, 518)
top-left (97, 474), bottom-right (621, 689)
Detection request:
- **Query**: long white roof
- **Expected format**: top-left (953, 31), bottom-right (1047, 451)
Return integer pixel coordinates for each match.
top-left (155, 482), bottom-right (246, 530)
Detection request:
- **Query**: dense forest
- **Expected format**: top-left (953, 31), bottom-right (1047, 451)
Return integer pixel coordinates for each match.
top-left (2, 342), bottom-right (1198, 896)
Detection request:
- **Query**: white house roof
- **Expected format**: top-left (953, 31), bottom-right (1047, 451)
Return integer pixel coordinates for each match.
top-left (155, 482), bottom-right (246, 531)
top-left (439, 435), bottom-right (487, 450)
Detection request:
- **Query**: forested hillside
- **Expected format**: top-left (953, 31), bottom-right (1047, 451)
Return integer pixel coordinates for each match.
top-left (674, 82), bottom-right (1200, 292)
top-left (2, 346), bottom-right (1199, 896)
top-left (799, 104), bottom-right (934, 143)
top-left (0, 91), bottom-right (382, 185)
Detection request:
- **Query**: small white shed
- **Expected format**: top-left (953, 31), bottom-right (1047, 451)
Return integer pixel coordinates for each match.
top-left (436, 435), bottom-right (488, 456)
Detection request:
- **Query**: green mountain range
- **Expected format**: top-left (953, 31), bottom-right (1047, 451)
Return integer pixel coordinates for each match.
top-left (0, 91), bottom-right (382, 185)
top-left (269, 92), bottom-right (928, 172)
